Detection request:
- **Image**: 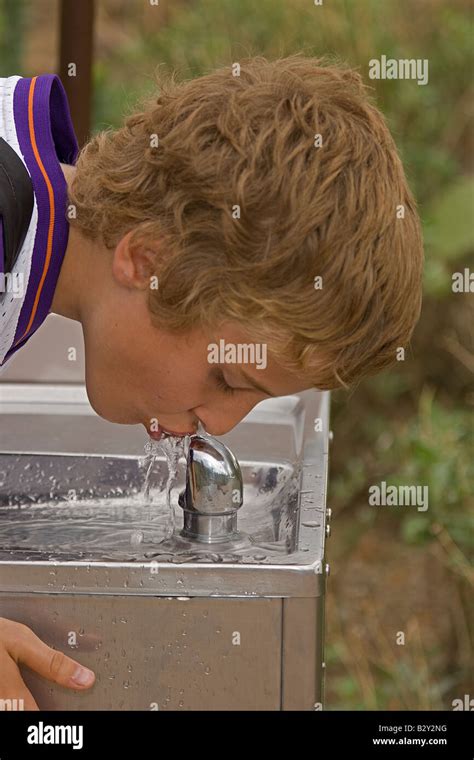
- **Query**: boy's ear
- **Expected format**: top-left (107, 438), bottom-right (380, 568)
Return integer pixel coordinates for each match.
top-left (112, 231), bottom-right (159, 289)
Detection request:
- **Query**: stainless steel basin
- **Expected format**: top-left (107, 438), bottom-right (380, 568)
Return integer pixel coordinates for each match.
top-left (0, 383), bottom-right (331, 710)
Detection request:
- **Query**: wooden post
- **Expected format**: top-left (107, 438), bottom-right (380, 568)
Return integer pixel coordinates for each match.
top-left (58, 0), bottom-right (95, 148)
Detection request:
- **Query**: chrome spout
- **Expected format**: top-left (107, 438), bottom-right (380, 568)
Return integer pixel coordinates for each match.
top-left (178, 435), bottom-right (243, 543)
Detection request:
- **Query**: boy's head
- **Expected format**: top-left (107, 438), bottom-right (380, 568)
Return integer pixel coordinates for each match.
top-left (66, 54), bottom-right (423, 437)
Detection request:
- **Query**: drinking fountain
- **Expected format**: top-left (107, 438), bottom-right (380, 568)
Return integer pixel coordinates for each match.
top-left (0, 317), bottom-right (331, 711)
top-left (178, 435), bottom-right (243, 544)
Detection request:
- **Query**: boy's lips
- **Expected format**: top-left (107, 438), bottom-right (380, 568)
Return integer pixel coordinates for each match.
top-left (147, 424), bottom-right (195, 440)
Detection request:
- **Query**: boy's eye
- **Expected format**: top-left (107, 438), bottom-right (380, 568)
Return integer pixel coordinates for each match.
top-left (215, 370), bottom-right (236, 395)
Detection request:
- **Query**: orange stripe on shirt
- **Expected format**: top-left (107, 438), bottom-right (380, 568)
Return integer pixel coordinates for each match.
top-left (17, 76), bottom-right (56, 342)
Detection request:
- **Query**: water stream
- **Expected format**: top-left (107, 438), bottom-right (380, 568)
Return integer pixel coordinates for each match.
top-left (141, 434), bottom-right (190, 539)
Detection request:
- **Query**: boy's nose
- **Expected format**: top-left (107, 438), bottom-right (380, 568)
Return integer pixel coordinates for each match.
top-left (195, 400), bottom-right (258, 437)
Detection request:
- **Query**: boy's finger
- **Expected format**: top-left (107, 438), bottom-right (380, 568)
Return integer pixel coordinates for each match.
top-left (9, 624), bottom-right (95, 690)
top-left (0, 655), bottom-right (39, 711)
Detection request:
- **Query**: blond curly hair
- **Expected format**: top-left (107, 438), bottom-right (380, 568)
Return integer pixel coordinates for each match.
top-left (68, 53), bottom-right (424, 390)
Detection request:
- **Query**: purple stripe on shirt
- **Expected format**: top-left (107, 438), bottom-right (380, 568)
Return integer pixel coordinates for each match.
top-left (0, 217), bottom-right (4, 276)
top-left (4, 75), bottom-right (78, 362)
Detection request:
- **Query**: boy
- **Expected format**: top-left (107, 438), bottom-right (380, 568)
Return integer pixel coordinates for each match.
top-left (0, 54), bottom-right (423, 707)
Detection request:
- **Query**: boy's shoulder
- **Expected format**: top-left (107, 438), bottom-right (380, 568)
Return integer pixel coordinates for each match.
top-left (0, 74), bottom-right (78, 367)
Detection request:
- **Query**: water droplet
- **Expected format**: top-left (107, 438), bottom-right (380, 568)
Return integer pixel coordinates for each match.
top-left (130, 530), bottom-right (144, 546)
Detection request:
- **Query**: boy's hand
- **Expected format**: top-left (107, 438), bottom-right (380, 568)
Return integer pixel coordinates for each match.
top-left (0, 617), bottom-right (95, 710)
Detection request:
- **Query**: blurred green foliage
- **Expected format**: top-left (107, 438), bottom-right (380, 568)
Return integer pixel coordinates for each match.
top-left (423, 177), bottom-right (474, 296)
top-left (0, 0), bottom-right (25, 73)
top-left (376, 387), bottom-right (472, 552)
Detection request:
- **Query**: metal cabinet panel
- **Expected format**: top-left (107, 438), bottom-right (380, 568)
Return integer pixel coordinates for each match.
top-left (0, 315), bottom-right (85, 382)
top-left (0, 595), bottom-right (282, 710)
top-left (282, 596), bottom-right (325, 710)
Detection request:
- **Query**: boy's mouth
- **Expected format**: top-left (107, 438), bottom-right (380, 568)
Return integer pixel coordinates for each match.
top-left (147, 424), bottom-right (195, 440)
